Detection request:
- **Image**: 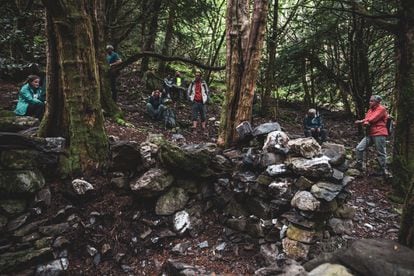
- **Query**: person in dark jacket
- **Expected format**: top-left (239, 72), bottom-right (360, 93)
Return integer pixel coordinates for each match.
top-left (146, 90), bottom-right (166, 120)
top-left (303, 108), bottom-right (327, 143)
top-left (106, 45), bottom-right (122, 102)
top-left (15, 75), bottom-right (45, 120)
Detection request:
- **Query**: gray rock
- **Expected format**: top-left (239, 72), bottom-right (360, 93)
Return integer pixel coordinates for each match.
top-left (260, 243), bottom-right (279, 266)
top-left (342, 175), bottom-right (354, 187)
top-left (0, 170), bottom-right (45, 194)
top-left (291, 191), bottom-right (320, 211)
top-left (165, 259), bottom-right (210, 275)
top-left (280, 211), bottom-right (316, 230)
top-left (308, 263), bottom-right (353, 276)
top-left (253, 122), bottom-right (281, 136)
top-left (269, 180), bottom-right (290, 196)
top-left (328, 218), bottom-right (353, 235)
top-left (0, 199), bottom-right (27, 215)
top-left (266, 164), bottom-right (288, 176)
top-left (226, 217), bottom-right (247, 232)
top-left (0, 115), bottom-right (39, 132)
top-left (139, 141), bottom-right (159, 167)
top-left (130, 168), bottom-right (174, 197)
top-left (39, 223), bottom-right (71, 236)
top-left (171, 134), bottom-right (186, 145)
top-left (110, 141), bottom-right (142, 172)
top-left (236, 121), bottom-right (253, 140)
top-left (198, 241), bottom-right (209, 249)
top-left (172, 241), bottom-right (192, 255)
top-left (35, 188), bottom-right (51, 207)
top-left (262, 131), bottom-right (290, 154)
top-left (334, 205), bottom-right (356, 219)
top-left (282, 237), bottom-right (310, 260)
top-left (0, 247), bottom-right (53, 274)
top-left (245, 198), bottom-right (271, 219)
top-left (155, 187), bottom-right (189, 215)
top-left (71, 179), bottom-right (94, 195)
top-left (321, 142), bottom-right (346, 166)
top-left (289, 156), bottom-right (332, 178)
top-left (53, 237), bottom-right (70, 248)
top-left (287, 224), bottom-right (317, 244)
top-left (295, 176), bottom-right (314, 190)
top-left (258, 152), bottom-right (286, 168)
top-left (288, 138), bottom-right (321, 158)
top-left (173, 211), bottom-right (191, 234)
top-left (311, 181), bottom-right (343, 202)
top-left (7, 213), bottom-right (30, 232)
top-left (13, 219), bottom-right (48, 237)
top-left (331, 168), bottom-right (344, 183)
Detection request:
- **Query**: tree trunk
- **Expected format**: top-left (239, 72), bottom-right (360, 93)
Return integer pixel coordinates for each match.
top-left (262, 0), bottom-right (278, 116)
top-left (158, 3), bottom-right (175, 74)
top-left (396, 0), bottom-right (414, 249)
top-left (39, 0), bottom-right (108, 176)
top-left (140, 0), bottom-right (162, 74)
top-left (218, 0), bottom-right (268, 147)
top-left (91, 0), bottom-right (122, 118)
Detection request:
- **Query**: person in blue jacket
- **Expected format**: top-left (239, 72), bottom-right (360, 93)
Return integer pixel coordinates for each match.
top-left (106, 45), bottom-right (122, 102)
top-left (303, 108), bottom-right (327, 142)
top-left (15, 75), bottom-right (45, 120)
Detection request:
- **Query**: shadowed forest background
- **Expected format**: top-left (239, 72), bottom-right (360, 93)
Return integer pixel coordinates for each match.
top-left (0, 0), bottom-right (414, 274)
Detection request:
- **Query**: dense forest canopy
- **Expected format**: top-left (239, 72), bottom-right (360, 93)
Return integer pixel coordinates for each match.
top-left (0, 0), bottom-right (413, 248)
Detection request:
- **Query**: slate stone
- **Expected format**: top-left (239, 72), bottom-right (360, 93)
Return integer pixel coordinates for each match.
top-left (288, 138), bottom-right (321, 159)
top-left (71, 179), bottom-right (94, 195)
top-left (0, 247), bottom-right (53, 274)
top-left (321, 142), bottom-right (346, 166)
top-left (311, 181), bottom-right (343, 202)
top-left (0, 199), bottom-right (27, 215)
top-left (155, 187), bottom-right (189, 215)
top-left (130, 168), bottom-right (174, 197)
top-left (0, 170), bottom-right (45, 194)
top-left (308, 263), bottom-right (352, 276)
top-left (289, 156), bottom-right (332, 178)
top-left (253, 122), bottom-right (281, 136)
top-left (295, 176), bottom-right (314, 190)
top-left (291, 191), bottom-right (320, 211)
top-left (282, 237), bottom-right (310, 260)
top-left (39, 223), bottom-right (71, 236)
top-left (287, 224), bottom-right (317, 244)
top-left (7, 213), bottom-right (30, 232)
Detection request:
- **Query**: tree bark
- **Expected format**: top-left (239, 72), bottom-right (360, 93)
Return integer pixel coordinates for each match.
top-left (396, 0), bottom-right (414, 249)
top-left (158, 2), bottom-right (175, 74)
top-left (39, 0), bottom-right (108, 176)
top-left (218, 0), bottom-right (268, 147)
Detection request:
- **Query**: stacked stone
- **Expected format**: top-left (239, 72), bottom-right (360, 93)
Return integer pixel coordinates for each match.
top-left (0, 115), bottom-right (69, 274)
top-left (215, 122), bottom-right (354, 260)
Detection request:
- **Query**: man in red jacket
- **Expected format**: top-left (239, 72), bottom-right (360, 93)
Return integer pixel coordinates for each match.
top-left (355, 95), bottom-right (389, 176)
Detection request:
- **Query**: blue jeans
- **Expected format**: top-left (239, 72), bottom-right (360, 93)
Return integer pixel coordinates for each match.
top-left (356, 135), bottom-right (387, 170)
top-left (146, 103), bottom-right (165, 120)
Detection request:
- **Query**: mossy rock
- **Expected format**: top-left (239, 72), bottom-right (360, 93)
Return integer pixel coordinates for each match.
top-left (0, 170), bottom-right (45, 195)
top-left (0, 116), bottom-right (39, 132)
top-left (0, 150), bottom-right (38, 170)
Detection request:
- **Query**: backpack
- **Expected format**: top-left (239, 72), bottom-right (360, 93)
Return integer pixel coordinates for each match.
top-left (163, 108), bottom-right (176, 129)
top-left (386, 116), bottom-right (394, 136)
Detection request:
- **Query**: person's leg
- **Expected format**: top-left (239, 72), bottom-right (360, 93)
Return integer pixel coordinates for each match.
top-left (320, 129), bottom-right (327, 142)
top-left (157, 104), bottom-right (166, 120)
top-left (109, 73), bottom-right (117, 102)
top-left (192, 102), bottom-right (199, 129)
top-left (373, 136), bottom-right (387, 173)
top-left (146, 103), bottom-right (156, 119)
top-left (356, 136), bottom-right (371, 169)
top-left (200, 104), bottom-right (207, 130)
top-left (26, 104), bottom-right (45, 120)
top-left (304, 129), bottom-right (312, 137)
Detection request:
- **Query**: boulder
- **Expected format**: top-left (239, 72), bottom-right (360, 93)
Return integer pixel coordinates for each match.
top-left (288, 138), bottom-right (321, 159)
top-left (321, 142), bottom-right (346, 166)
top-left (282, 237), bottom-right (310, 260)
top-left (253, 122), bottom-right (281, 136)
top-left (262, 131), bottom-right (290, 154)
top-left (308, 263), bottom-right (352, 276)
top-left (130, 168), bottom-right (174, 197)
top-left (0, 116), bottom-right (39, 132)
top-left (110, 141), bottom-right (142, 172)
top-left (0, 170), bottom-right (45, 194)
top-left (291, 191), bottom-right (320, 211)
top-left (155, 187), bottom-right (189, 215)
top-left (311, 181), bottom-right (343, 202)
top-left (159, 142), bottom-right (217, 177)
top-left (289, 156), bottom-right (332, 178)
top-left (71, 179), bottom-right (94, 195)
top-left (236, 121), bottom-right (253, 141)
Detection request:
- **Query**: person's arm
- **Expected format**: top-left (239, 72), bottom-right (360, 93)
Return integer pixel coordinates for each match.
top-left (365, 107), bottom-right (387, 124)
top-left (110, 53), bottom-right (122, 66)
top-left (20, 86), bottom-right (43, 105)
top-left (187, 83), bottom-right (193, 101)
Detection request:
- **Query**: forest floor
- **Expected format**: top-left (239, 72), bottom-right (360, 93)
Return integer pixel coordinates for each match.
top-left (0, 72), bottom-right (403, 274)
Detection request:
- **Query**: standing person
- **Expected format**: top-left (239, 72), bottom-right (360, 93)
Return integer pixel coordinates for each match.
top-left (15, 75), bottom-right (45, 120)
top-left (187, 71), bottom-right (209, 133)
top-left (146, 89), bottom-right (166, 120)
top-left (106, 45), bottom-right (122, 102)
top-left (354, 95), bottom-right (389, 176)
top-left (171, 71), bottom-right (186, 101)
top-left (303, 108), bottom-right (327, 143)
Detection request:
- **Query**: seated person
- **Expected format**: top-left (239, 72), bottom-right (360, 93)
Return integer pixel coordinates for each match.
top-left (146, 90), bottom-right (166, 120)
top-left (15, 75), bottom-right (45, 120)
top-left (303, 108), bottom-right (327, 142)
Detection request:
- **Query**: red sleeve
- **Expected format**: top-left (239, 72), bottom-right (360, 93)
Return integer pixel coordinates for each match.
top-left (365, 106), bottom-right (386, 124)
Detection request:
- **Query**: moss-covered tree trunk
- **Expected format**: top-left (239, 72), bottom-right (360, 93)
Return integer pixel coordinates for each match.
top-left (396, 0), bottom-right (414, 249)
top-left (39, 0), bottom-right (108, 175)
top-left (218, 0), bottom-right (268, 147)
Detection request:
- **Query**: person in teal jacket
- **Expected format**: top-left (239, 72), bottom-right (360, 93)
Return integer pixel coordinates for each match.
top-left (15, 75), bottom-right (45, 120)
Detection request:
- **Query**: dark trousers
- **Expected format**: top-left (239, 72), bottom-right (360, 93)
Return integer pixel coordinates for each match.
top-left (26, 103), bottom-right (45, 120)
top-left (304, 128), bottom-right (327, 142)
top-left (109, 72), bottom-right (118, 102)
